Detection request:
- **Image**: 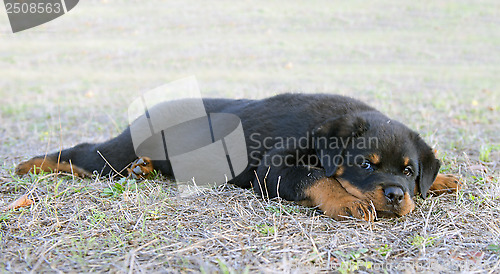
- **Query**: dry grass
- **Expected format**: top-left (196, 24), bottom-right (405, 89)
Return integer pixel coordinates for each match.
top-left (0, 168), bottom-right (499, 272)
top-left (1, 0), bottom-right (499, 272)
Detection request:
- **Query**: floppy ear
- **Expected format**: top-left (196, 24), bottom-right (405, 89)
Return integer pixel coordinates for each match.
top-left (312, 115), bottom-right (369, 177)
top-left (414, 136), bottom-right (441, 198)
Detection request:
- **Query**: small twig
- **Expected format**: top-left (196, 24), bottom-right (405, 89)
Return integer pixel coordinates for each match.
top-left (263, 166), bottom-right (271, 201)
top-left (276, 176), bottom-right (281, 199)
top-left (97, 150), bottom-right (125, 178)
top-left (254, 170), bottom-right (265, 199)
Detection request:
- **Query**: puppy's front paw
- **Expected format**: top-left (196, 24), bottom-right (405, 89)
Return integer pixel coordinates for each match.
top-left (127, 157), bottom-right (154, 179)
top-left (302, 177), bottom-right (377, 222)
top-left (429, 174), bottom-right (461, 195)
top-left (338, 199), bottom-right (376, 222)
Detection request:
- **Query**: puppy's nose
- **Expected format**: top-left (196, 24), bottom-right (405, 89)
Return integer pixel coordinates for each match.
top-left (384, 187), bottom-right (404, 205)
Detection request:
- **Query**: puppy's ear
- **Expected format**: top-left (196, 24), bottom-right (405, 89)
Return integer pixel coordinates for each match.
top-left (414, 136), bottom-right (441, 198)
top-left (312, 115), bottom-right (369, 177)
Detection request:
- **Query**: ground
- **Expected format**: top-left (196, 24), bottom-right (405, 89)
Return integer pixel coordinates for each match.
top-left (0, 0), bottom-right (499, 272)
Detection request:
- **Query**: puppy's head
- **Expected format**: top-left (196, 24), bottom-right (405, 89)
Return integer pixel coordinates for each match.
top-left (312, 112), bottom-right (440, 218)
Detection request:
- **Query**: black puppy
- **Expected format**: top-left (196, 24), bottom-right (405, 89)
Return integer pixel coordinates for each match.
top-left (16, 93), bottom-right (459, 221)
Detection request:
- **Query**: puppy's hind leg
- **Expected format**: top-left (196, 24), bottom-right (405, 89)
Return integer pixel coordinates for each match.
top-left (16, 128), bottom-right (138, 177)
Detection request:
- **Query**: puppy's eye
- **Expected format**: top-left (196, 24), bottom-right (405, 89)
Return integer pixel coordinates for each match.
top-left (403, 166), bottom-right (414, 177)
top-left (359, 159), bottom-right (372, 170)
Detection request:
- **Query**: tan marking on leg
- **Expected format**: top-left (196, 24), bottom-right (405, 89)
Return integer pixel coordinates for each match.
top-left (335, 178), bottom-right (365, 199)
top-left (16, 157), bottom-right (91, 177)
top-left (429, 174), bottom-right (461, 195)
top-left (301, 178), bottom-right (375, 221)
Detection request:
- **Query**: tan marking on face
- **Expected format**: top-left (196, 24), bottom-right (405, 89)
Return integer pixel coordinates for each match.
top-left (369, 154), bottom-right (381, 164)
top-left (403, 157), bottom-right (410, 166)
top-left (400, 193), bottom-right (416, 215)
top-left (337, 179), bottom-right (415, 217)
top-left (302, 176), bottom-right (416, 220)
top-left (364, 185), bottom-right (385, 209)
top-left (365, 186), bottom-right (415, 216)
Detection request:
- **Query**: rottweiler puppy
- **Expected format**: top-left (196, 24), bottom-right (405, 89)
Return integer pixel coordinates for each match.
top-left (16, 93), bottom-right (460, 221)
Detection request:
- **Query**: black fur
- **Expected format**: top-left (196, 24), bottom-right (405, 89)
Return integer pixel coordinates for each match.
top-left (24, 93), bottom-right (440, 200)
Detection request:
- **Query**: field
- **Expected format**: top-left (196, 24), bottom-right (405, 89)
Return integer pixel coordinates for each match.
top-left (0, 0), bottom-right (499, 272)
